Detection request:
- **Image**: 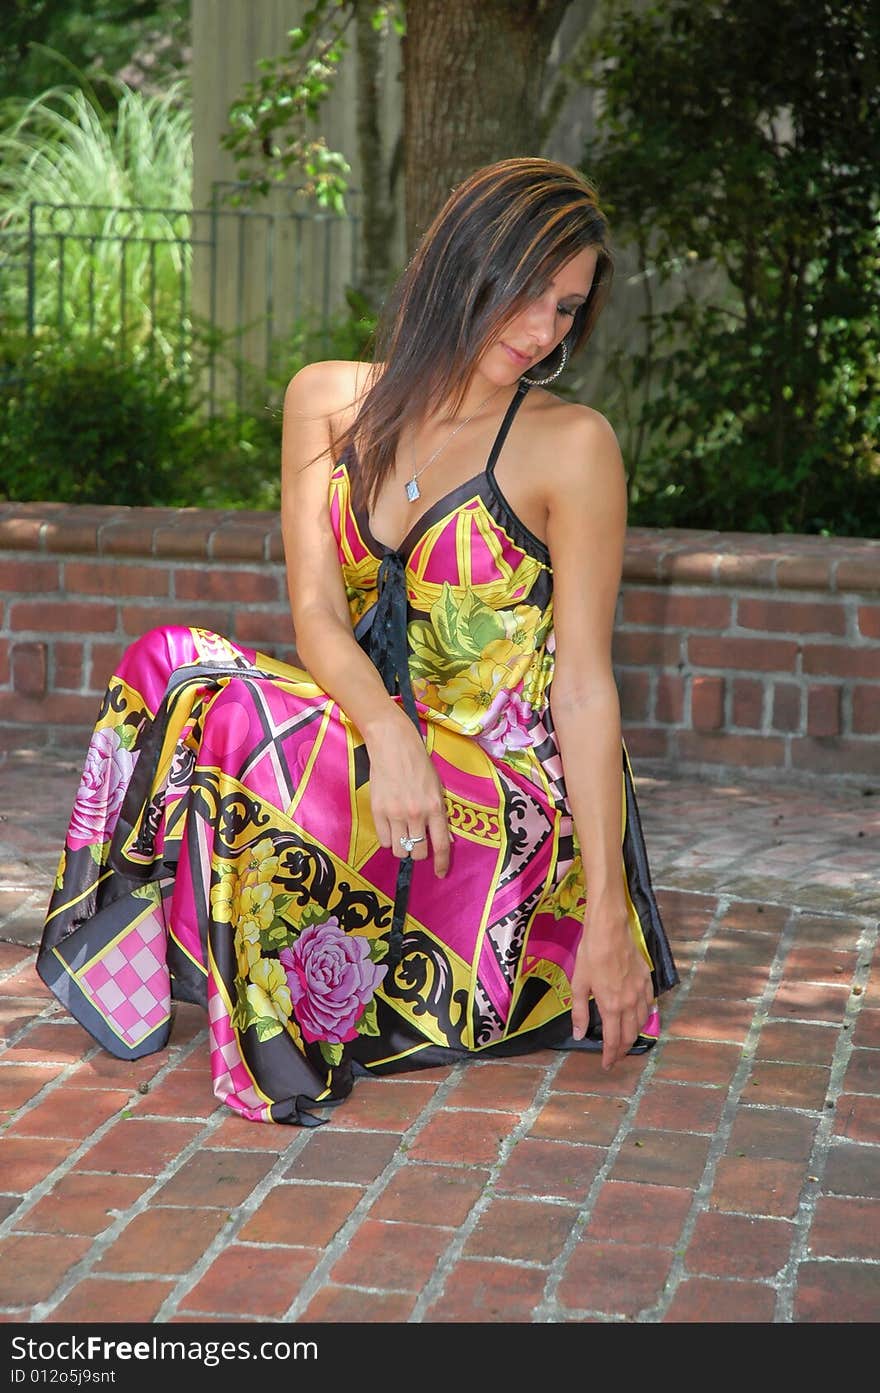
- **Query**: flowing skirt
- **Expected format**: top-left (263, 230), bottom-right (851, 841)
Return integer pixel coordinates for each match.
top-left (37, 625), bottom-right (678, 1125)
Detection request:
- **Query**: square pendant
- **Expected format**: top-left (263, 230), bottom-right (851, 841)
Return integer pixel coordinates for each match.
top-left (405, 477), bottom-right (421, 502)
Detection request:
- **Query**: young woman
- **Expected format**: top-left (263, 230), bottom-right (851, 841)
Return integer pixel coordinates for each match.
top-left (37, 157), bottom-right (678, 1126)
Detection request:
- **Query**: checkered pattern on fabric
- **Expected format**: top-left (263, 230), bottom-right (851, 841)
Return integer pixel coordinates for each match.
top-left (207, 987), bottom-right (271, 1121)
top-left (78, 910), bottom-right (170, 1048)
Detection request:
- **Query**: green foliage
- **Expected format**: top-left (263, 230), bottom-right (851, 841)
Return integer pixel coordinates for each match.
top-left (0, 1), bottom-right (190, 110)
top-left (221, 0), bottom-right (404, 212)
top-left (0, 295), bottom-right (378, 511)
top-left (0, 78), bottom-right (192, 364)
top-left (580, 0), bottom-right (880, 537)
top-left (0, 335), bottom-right (280, 510)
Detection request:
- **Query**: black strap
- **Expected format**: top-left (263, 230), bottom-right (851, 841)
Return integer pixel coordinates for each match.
top-left (486, 379), bottom-right (530, 478)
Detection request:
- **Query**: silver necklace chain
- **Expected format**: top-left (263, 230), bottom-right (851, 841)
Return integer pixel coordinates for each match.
top-left (404, 385), bottom-right (504, 502)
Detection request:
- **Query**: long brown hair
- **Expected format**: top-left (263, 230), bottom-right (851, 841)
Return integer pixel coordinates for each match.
top-left (337, 156), bottom-right (614, 511)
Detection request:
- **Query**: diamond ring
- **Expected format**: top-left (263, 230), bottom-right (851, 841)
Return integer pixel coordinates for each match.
top-left (399, 834), bottom-right (425, 853)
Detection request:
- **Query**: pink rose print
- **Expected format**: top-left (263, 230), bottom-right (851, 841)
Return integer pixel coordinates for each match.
top-left (477, 689), bottom-right (535, 759)
top-left (67, 727), bottom-right (137, 850)
top-left (279, 917), bottom-right (387, 1045)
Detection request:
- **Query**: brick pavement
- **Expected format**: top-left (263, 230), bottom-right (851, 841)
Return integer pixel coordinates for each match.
top-left (0, 751), bottom-right (878, 1325)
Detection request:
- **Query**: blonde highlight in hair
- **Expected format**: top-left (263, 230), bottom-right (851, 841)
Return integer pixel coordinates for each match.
top-left (336, 157), bottom-right (614, 512)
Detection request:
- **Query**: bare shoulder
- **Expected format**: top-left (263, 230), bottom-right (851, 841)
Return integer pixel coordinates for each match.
top-left (284, 358), bottom-right (379, 433)
top-left (528, 393), bottom-right (623, 490)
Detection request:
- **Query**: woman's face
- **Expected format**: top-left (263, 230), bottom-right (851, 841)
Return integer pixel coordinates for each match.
top-left (479, 245), bottom-right (599, 386)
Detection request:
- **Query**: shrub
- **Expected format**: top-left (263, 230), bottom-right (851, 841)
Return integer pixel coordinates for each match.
top-left (0, 335), bottom-right (279, 509)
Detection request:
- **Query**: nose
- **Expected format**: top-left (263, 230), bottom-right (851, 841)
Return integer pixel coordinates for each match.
top-left (523, 295), bottom-right (556, 347)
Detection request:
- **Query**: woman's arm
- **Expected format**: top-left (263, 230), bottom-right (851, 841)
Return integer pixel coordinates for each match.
top-left (544, 406), bottom-right (654, 1069)
top-left (281, 361), bottom-right (450, 874)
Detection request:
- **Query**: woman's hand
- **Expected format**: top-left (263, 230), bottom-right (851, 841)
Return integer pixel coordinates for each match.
top-left (365, 711), bottom-right (452, 876)
top-left (570, 892), bottom-right (655, 1071)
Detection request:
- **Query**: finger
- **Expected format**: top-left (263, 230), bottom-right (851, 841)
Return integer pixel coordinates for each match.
top-left (374, 813), bottom-right (393, 851)
top-left (390, 820), bottom-right (411, 860)
top-left (571, 989), bottom-right (590, 1042)
top-left (601, 1016), bottom-right (622, 1071)
top-left (407, 830), bottom-right (430, 862)
top-left (427, 809), bottom-right (452, 877)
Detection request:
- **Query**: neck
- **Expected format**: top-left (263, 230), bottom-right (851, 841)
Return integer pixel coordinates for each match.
top-left (438, 374), bottom-right (512, 424)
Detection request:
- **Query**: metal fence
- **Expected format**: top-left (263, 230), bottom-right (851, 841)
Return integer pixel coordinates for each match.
top-left (0, 185), bottom-right (361, 413)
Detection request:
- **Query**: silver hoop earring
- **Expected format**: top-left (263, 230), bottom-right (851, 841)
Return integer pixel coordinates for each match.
top-left (521, 339), bottom-right (568, 386)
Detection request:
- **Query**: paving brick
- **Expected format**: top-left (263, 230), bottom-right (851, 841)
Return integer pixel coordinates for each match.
top-left (6, 1086), bottom-right (132, 1138)
top-left (0, 1233), bottom-right (92, 1307)
top-left (441, 1060), bottom-right (545, 1112)
top-left (651, 1039), bottom-right (743, 1085)
top-left (584, 1181), bottom-right (693, 1247)
top-left (771, 980), bottom-right (852, 1023)
top-left (632, 1082), bottom-right (727, 1133)
top-left (464, 1197), bottom-right (575, 1264)
top-left (329, 1218), bottom-right (452, 1289)
top-left (529, 1091), bottom-right (629, 1145)
top-left (406, 1109), bottom-right (520, 1165)
top-left (852, 1009), bottom-right (880, 1049)
top-left (495, 1138), bottom-right (603, 1202)
top-left (754, 1020), bottom-right (840, 1066)
top-left (842, 1048), bottom-right (880, 1095)
top-left (822, 1140), bottom-right (880, 1199)
top-left (299, 1286), bottom-right (416, 1322)
top-left (0, 1062), bottom-right (65, 1108)
top-left (807, 1195), bottom-right (880, 1259)
top-left (284, 1128), bottom-right (401, 1183)
top-left (152, 1147), bottom-right (277, 1207)
top-left (557, 1238), bottom-right (674, 1318)
top-left (4, 1020), bottom-right (95, 1065)
top-left (782, 945), bottom-right (859, 983)
top-left (13, 1171), bottom-right (152, 1236)
top-left (370, 1162), bottom-right (490, 1225)
top-left (423, 1258), bottom-right (548, 1322)
top-left (709, 1157), bottom-right (806, 1217)
top-left (794, 1260), bottom-right (880, 1322)
top-left (726, 1107), bottom-right (818, 1162)
top-left (685, 1211), bottom-right (795, 1279)
top-left (552, 1050), bottom-right (644, 1096)
top-left (662, 1277), bottom-right (778, 1322)
top-left (202, 1113), bottom-right (295, 1152)
top-left (833, 1094), bottom-right (880, 1144)
top-left (178, 1243), bottom-right (320, 1319)
top-left (95, 1207), bottom-right (229, 1274)
top-left (46, 1276), bottom-right (175, 1323)
top-left (237, 1182), bottom-right (363, 1246)
top-left (664, 998), bottom-right (755, 1044)
top-left (326, 1077), bottom-right (440, 1132)
top-left (0, 1135), bottom-right (81, 1192)
top-left (687, 962), bottom-right (774, 1000)
top-left (73, 1118), bottom-right (206, 1175)
top-left (128, 1066), bottom-right (219, 1118)
top-left (609, 1129), bottom-right (711, 1188)
top-left (741, 1061), bottom-right (831, 1109)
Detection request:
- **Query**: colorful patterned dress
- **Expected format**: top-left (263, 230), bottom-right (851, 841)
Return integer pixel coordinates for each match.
top-left (37, 382), bottom-right (678, 1125)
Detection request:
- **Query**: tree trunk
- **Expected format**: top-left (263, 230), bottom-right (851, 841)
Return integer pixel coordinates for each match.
top-left (354, 0), bottom-right (398, 308)
top-left (401, 0), bottom-right (572, 250)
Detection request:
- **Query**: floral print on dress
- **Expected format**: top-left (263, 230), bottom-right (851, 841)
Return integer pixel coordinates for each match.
top-left (279, 918), bottom-right (387, 1046)
top-left (213, 838), bottom-right (387, 1066)
top-left (408, 583), bottom-right (550, 742)
top-left (67, 726), bottom-right (137, 851)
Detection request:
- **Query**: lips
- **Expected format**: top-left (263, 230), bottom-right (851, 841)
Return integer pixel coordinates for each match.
top-left (501, 342), bottom-right (532, 367)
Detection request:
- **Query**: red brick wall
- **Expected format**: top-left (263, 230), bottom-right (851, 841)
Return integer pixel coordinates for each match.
top-left (1, 503), bottom-right (878, 786)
